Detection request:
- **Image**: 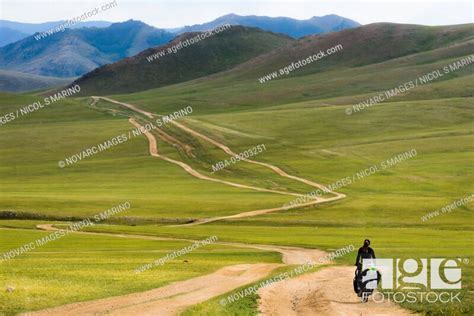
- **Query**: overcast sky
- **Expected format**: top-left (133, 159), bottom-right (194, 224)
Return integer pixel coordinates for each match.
top-left (1, 0), bottom-right (473, 28)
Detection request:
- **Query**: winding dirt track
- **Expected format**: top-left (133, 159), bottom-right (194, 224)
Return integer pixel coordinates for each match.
top-left (29, 224), bottom-right (328, 315)
top-left (92, 94), bottom-right (346, 225)
top-left (258, 266), bottom-right (414, 316)
top-left (26, 97), bottom-right (413, 315)
top-left (35, 224), bottom-right (329, 265)
top-left (29, 263), bottom-right (282, 316)
top-left (30, 225), bottom-right (414, 316)
top-left (129, 117), bottom-right (313, 199)
top-left (129, 117), bottom-right (344, 226)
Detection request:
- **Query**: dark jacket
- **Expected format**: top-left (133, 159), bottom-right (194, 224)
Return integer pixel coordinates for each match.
top-left (355, 246), bottom-right (376, 267)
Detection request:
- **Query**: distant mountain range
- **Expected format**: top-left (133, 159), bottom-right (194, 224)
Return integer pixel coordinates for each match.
top-left (0, 20), bottom-right (174, 78)
top-left (0, 14), bottom-right (358, 48)
top-left (0, 20), bottom-right (113, 47)
top-left (0, 27), bottom-right (29, 48)
top-left (178, 14), bottom-right (360, 38)
top-left (0, 14), bottom-right (360, 92)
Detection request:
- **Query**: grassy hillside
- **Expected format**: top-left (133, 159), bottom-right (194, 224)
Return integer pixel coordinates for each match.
top-left (74, 26), bottom-right (294, 95)
top-left (0, 70), bottom-right (73, 92)
top-left (77, 23), bottom-right (473, 107)
top-left (0, 93), bottom-right (295, 222)
top-left (0, 22), bottom-right (473, 315)
top-left (226, 23), bottom-right (474, 79)
top-left (0, 227), bottom-right (278, 314)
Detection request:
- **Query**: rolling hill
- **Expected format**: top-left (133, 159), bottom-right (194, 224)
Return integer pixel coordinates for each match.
top-left (0, 20), bottom-right (175, 77)
top-left (73, 23), bottom-right (474, 97)
top-left (0, 19), bottom-right (473, 316)
top-left (178, 13), bottom-right (360, 38)
top-left (0, 14), bottom-right (359, 85)
top-left (0, 70), bottom-right (74, 92)
top-left (220, 23), bottom-right (474, 79)
top-left (72, 26), bottom-right (294, 95)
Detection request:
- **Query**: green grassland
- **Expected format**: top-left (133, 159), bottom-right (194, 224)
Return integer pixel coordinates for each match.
top-left (0, 228), bottom-right (279, 315)
top-left (1, 23), bottom-right (473, 315)
top-left (0, 95), bottom-right (299, 222)
top-left (2, 90), bottom-right (472, 314)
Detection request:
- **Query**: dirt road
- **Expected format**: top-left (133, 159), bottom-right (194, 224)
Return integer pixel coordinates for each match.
top-left (35, 224), bottom-right (329, 265)
top-left (32, 224), bottom-right (415, 316)
top-left (91, 96), bottom-right (155, 118)
top-left (258, 266), bottom-right (415, 316)
top-left (93, 96), bottom-right (346, 220)
top-left (31, 224), bottom-right (329, 315)
top-left (28, 263), bottom-right (281, 316)
top-left (129, 118), bottom-right (313, 199)
top-left (26, 97), bottom-right (413, 315)
top-left (128, 117), bottom-right (344, 225)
